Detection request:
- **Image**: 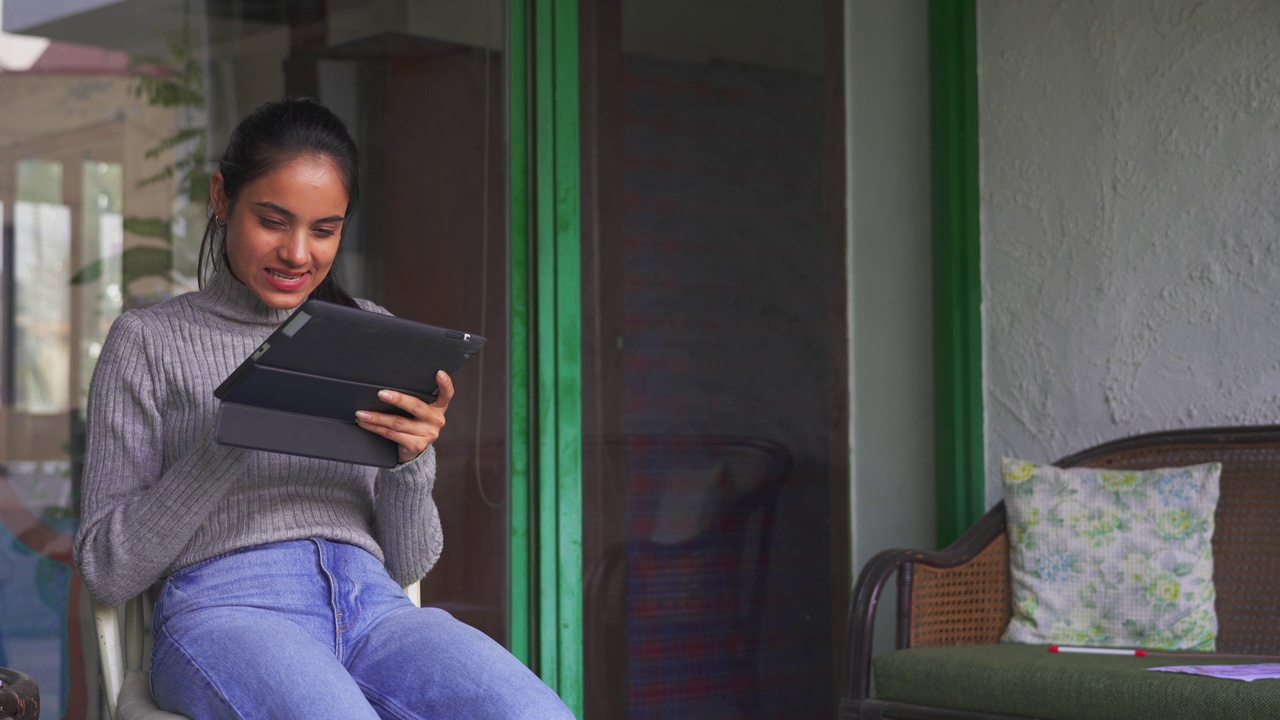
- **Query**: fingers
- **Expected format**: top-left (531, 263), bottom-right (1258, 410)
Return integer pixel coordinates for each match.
top-left (359, 422), bottom-right (435, 463)
top-left (355, 405), bottom-right (442, 440)
top-left (368, 371), bottom-right (450, 418)
top-left (354, 408), bottom-right (440, 462)
top-left (354, 372), bottom-right (454, 464)
top-left (431, 371), bottom-right (454, 409)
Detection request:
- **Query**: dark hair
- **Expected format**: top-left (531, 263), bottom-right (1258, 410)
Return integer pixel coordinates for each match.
top-left (198, 97), bottom-right (360, 307)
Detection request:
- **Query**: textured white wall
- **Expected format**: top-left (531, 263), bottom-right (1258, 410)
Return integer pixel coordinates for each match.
top-left (980, 0), bottom-right (1280, 502)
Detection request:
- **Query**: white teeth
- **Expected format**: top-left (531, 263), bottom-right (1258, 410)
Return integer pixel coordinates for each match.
top-left (268, 269), bottom-right (302, 281)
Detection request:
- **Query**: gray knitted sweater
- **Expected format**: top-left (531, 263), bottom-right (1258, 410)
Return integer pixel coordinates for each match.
top-left (73, 269), bottom-right (443, 607)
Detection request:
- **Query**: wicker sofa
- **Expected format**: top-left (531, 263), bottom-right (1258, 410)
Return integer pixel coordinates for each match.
top-left (841, 425), bottom-right (1280, 720)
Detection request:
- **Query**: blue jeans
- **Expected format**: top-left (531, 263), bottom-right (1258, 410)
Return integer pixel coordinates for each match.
top-left (150, 539), bottom-right (574, 720)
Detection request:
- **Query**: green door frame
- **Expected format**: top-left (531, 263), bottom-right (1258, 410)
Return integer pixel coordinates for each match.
top-left (508, 0), bottom-right (585, 716)
top-left (929, 0), bottom-right (984, 548)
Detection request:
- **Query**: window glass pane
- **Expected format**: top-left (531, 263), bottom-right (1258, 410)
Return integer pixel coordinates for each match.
top-left (79, 160), bottom-right (124, 410)
top-left (580, 1), bottom-right (847, 717)
top-left (0, 2), bottom-right (509, 716)
top-left (15, 160), bottom-right (70, 414)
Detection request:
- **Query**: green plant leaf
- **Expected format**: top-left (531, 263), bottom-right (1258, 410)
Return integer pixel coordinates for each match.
top-left (70, 259), bottom-right (105, 285)
top-left (136, 165), bottom-right (175, 189)
top-left (143, 127), bottom-right (206, 160)
top-left (122, 246), bottom-right (173, 288)
top-left (123, 217), bottom-right (173, 243)
top-left (187, 170), bottom-right (212, 203)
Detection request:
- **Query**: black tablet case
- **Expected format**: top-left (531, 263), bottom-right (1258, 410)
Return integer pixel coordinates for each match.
top-left (213, 300), bottom-right (485, 467)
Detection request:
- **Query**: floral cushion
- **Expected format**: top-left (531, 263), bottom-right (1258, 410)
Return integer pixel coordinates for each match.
top-left (1000, 458), bottom-right (1221, 651)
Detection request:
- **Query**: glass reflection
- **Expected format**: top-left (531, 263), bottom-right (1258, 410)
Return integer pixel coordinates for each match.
top-left (580, 0), bottom-right (845, 717)
top-left (1, 1), bottom-right (509, 717)
top-left (15, 160), bottom-right (69, 414)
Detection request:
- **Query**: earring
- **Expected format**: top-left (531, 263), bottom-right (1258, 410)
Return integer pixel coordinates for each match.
top-left (215, 215), bottom-right (226, 228)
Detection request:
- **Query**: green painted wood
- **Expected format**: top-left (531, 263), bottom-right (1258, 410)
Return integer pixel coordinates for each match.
top-left (550, 0), bottom-right (584, 713)
top-left (507, 0), bottom-right (532, 667)
top-left (929, 0), bottom-right (985, 548)
top-left (533, 0), bottom-right (559, 692)
top-left (532, 0), bottom-right (584, 715)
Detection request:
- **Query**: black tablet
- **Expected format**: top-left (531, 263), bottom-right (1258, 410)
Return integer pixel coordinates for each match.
top-left (213, 299), bottom-right (486, 467)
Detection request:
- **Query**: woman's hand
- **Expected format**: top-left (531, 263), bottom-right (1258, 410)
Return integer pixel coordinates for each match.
top-left (355, 370), bottom-right (454, 465)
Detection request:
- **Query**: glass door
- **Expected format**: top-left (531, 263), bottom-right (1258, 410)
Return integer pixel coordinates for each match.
top-left (1, 1), bottom-right (512, 716)
top-left (3, 1), bottom-right (850, 717)
top-left (576, 0), bottom-right (850, 717)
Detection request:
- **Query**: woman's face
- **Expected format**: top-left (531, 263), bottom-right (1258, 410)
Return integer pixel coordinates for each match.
top-left (211, 155), bottom-right (349, 309)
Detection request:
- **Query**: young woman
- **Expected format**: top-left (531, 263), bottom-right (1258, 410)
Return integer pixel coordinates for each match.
top-left (73, 98), bottom-right (574, 720)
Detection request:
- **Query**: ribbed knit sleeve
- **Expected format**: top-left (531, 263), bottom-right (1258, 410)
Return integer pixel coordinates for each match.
top-left (374, 445), bottom-right (444, 586)
top-left (74, 312), bottom-right (250, 606)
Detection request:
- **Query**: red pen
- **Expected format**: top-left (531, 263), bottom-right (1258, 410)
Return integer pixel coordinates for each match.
top-left (1049, 645), bottom-right (1147, 657)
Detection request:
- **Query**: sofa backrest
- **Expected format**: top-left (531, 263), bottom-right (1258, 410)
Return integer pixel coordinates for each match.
top-left (1058, 425), bottom-right (1280, 655)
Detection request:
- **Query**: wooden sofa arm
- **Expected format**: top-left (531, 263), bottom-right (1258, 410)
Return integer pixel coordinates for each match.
top-left (843, 504), bottom-right (1012, 709)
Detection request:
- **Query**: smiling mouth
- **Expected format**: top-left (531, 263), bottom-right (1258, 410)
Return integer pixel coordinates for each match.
top-left (267, 269), bottom-right (306, 282)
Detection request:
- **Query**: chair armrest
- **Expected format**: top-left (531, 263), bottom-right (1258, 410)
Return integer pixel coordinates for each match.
top-left (843, 503), bottom-right (1010, 706)
top-left (91, 597), bottom-right (124, 720)
top-left (92, 592), bottom-right (153, 720)
top-left (403, 580), bottom-right (421, 607)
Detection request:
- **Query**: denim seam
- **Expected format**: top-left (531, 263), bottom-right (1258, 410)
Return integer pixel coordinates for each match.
top-left (153, 624), bottom-right (244, 719)
top-left (355, 676), bottom-right (419, 720)
top-left (152, 573), bottom-right (191, 635)
top-left (313, 538), bottom-right (346, 660)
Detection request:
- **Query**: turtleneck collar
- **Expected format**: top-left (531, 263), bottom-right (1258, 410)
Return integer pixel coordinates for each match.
top-left (194, 268), bottom-right (297, 327)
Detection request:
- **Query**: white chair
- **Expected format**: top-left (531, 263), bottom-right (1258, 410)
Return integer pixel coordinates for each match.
top-left (91, 581), bottom-right (422, 720)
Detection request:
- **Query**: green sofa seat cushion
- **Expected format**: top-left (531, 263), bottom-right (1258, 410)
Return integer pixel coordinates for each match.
top-left (874, 643), bottom-right (1280, 720)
